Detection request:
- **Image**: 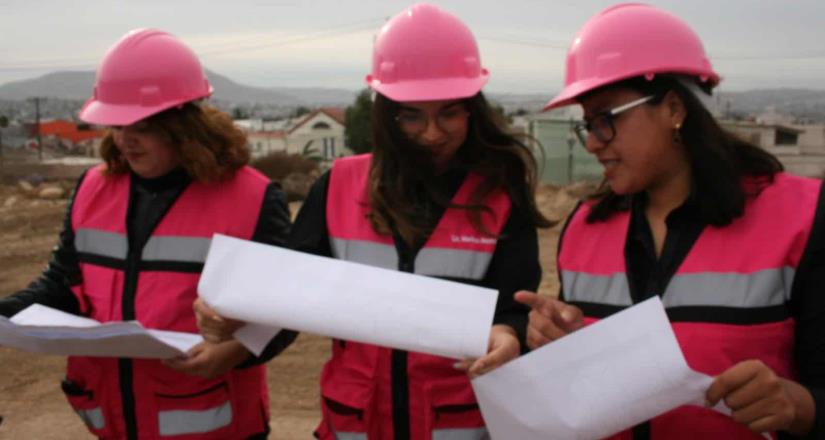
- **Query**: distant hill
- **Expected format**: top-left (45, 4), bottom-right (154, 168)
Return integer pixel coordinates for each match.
top-left (1, 70), bottom-right (824, 122)
top-left (0, 71), bottom-right (93, 101)
top-left (0, 70), bottom-right (356, 106)
top-left (717, 89), bottom-right (825, 122)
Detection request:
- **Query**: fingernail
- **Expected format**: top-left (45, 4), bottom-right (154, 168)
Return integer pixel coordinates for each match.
top-left (561, 309), bottom-right (573, 322)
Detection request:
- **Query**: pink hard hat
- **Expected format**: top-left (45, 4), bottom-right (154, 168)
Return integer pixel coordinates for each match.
top-left (366, 3), bottom-right (489, 102)
top-left (544, 3), bottom-right (720, 111)
top-left (79, 28), bottom-right (212, 126)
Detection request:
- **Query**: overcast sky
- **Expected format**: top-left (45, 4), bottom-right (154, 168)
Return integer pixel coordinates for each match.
top-left (2, 0), bottom-right (824, 95)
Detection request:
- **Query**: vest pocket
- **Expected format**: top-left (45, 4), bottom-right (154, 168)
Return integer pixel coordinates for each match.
top-left (61, 378), bottom-right (109, 436)
top-left (322, 397), bottom-right (369, 439)
top-left (424, 375), bottom-right (490, 440)
top-left (424, 377), bottom-right (488, 440)
top-left (153, 381), bottom-right (234, 439)
top-left (317, 385), bottom-right (375, 440)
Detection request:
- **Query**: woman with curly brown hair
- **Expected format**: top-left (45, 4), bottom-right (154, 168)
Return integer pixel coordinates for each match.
top-left (0, 29), bottom-right (295, 439)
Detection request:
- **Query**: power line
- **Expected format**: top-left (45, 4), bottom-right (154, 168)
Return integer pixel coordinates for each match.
top-left (198, 18), bottom-right (383, 56)
top-left (0, 17), bottom-right (385, 74)
top-left (712, 53), bottom-right (825, 61)
top-left (478, 35), bottom-right (569, 49)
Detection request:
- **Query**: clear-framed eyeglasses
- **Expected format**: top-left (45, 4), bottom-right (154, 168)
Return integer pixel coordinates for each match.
top-left (573, 95), bottom-right (656, 145)
top-left (395, 104), bottom-right (469, 136)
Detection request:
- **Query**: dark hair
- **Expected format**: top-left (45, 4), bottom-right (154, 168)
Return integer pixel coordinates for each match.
top-left (586, 75), bottom-right (783, 226)
top-left (100, 102), bottom-right (250, 183)
top-left (368, 92), bottom-right (552, 245)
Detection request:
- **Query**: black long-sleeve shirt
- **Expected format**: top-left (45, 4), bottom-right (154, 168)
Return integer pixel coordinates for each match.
top-left (287, 169), bottom-right (540, 346)
top-left (0, 167), bottom-right (297, 364)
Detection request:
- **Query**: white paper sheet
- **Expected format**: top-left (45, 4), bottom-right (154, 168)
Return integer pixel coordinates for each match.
top-left (197, 234), bottom-right (497, 359)
top-left (472, 297), bottom-right (733, 440)
top-left (0, 304), bottom-right (203, 359)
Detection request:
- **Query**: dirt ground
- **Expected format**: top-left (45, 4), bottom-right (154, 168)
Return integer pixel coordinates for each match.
top-left (0, 164), bottom-right (582, 439)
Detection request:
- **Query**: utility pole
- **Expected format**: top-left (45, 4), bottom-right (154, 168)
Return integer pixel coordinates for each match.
top-left (0, 115), bottom-right (7, 172)
top-left (34, 97), bottom-right (43, 161)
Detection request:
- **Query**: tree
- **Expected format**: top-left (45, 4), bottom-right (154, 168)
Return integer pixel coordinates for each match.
top-left (231, 107), bottom-right (249, 120)
top-left (344, 89), bottom-right (373, 154)
top-left (0, 115), bottom-right (8, 163)
top-left (291, 106), bottom-right (312, 118)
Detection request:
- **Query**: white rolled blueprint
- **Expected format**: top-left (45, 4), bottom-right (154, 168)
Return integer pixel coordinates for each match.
top-left (0, 304), bottom-right (202, 359)
top-left (198, 234), bottom-right (497, 359)
top-left (472, 297), bottom-right (735, 440)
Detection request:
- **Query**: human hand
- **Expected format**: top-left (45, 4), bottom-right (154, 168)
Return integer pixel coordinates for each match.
top-left (514, 290), bottom-right (584, 350)
top-left (454, 324), bottom-right (521, 379)
top-left (162, 340), bottom-right (251, 379)
top-left (193, 298), bottom-right (244, 343)
top-left (706, 360), bottom-right (815, 435)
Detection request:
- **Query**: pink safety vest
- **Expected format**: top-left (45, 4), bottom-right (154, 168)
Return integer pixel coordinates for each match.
top-left (558, 172), bottom-right (821, 439)
top-left (65, 164), bottom-right (271, 440)
top-left (315, 154), bottom-right (511, 440)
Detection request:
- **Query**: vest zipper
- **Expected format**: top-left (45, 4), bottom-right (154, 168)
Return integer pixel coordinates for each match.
top-left (120, 248), bottom-right (141, 440)
top-left (391, 253), bottom-right (414, 440)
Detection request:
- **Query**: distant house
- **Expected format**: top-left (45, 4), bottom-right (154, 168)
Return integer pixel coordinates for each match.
top-left (237, 108), bottom-right (350, 160)
top-left (286, 108), bottom-right (347, 159)
top-left (721, 120), bottom-right (825, 178)
top-left (27, 119), bottom-right (105, 156)
top-left (247, 130), bottom-right (288, 157)
top-left (720, 120), bottom-right (804, 155)
top-left (795, 123), bottom-right (825, 155)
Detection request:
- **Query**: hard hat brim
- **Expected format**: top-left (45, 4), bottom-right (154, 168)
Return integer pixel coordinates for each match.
top-left (78, 96), bottom-right (195, 126)
top-left (368, 73), bottom-right (489, 102)
top-left (544, 69), bottom-right (720, 112)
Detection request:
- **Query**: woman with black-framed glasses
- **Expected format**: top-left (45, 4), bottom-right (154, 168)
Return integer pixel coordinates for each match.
top-left (516, 3), bottom-right (824, 439)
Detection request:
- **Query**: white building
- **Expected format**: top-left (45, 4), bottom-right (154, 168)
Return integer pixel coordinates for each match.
top-left (239, 108), bottom-right (350, 160)
top-left (721, 120), bottom-right (825, 178)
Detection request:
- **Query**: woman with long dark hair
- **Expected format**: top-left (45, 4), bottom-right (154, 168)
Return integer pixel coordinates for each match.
top-left (196, 4), bottom-right (550, 438)
top-left (292, 5), bottom-right (550, 437)
top-left (516, 4), bottom-right (824, 438)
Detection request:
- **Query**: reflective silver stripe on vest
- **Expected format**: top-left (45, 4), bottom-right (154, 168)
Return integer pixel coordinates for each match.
top-left (433, 427), bottom-right (490, 440)
top-left (663, 267), bottom-right (793, 307)
top-left (75, 228), bottom-right (128, 260)
top-left (561, 271), bottom-right (632, 306)
top-left (333, 432), bottom-right (368, 440)
top-left (158, 401), bottom-right (232, 436)
top-left (563, 268), bottom-right (793, 308)
top-left (331, 238), bottom-right (493, 280)
top-left (330, 238), bottom-right (399, 270)
top-left (415, 248), bottom-right (492, 280)
top-left (142, 236), bottom-right (212, 263)
top-left (76, 407), bottom-right (105, 430)
top-left (75, 228), bottom-right (212, 263)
